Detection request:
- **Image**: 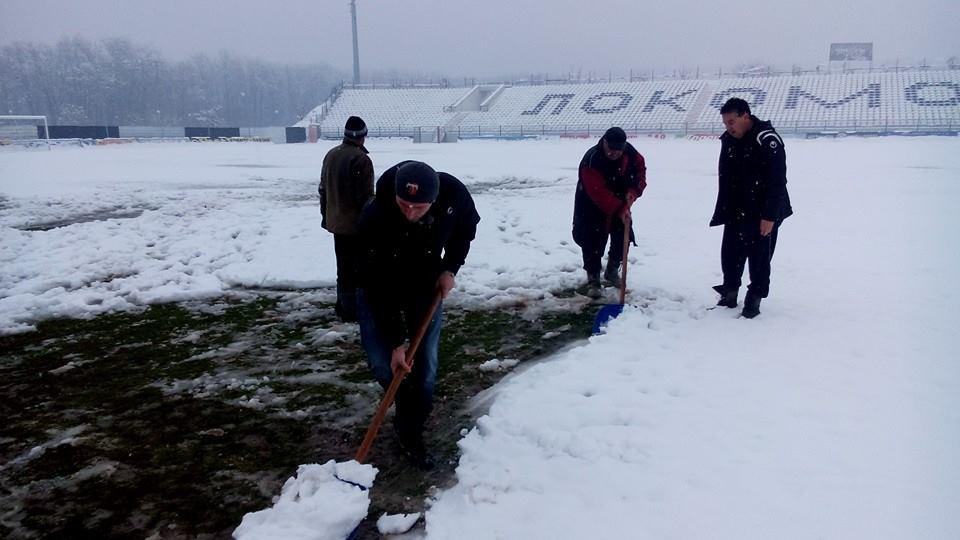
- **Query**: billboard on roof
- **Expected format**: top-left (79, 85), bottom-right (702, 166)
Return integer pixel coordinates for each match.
top-left (830, 43), bottom-right (874, 61)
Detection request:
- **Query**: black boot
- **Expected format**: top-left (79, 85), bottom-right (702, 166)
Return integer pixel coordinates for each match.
top-left (586, 272), bottom-right (602, 299)
top-left (397, 430), bottom-right (435, 471)
top-left (712, 284), bottom-right (738, 308)
top-left (603, 261), bottom-right (621, 288)
top-left (741, 292), bottom-right (761, 319)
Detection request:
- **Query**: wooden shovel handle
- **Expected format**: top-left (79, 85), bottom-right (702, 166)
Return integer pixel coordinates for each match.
top-left (354, 290), bottom-right (444, 464)
top-left (619, 215), bottom-right (630, 305)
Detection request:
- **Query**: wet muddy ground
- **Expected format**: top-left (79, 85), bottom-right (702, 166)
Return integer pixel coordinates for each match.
top-left (0, 289), bottom-right (594, 539)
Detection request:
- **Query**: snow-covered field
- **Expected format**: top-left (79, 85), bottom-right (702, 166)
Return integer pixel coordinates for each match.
top-left (2, 137), bottom-right (958, 538)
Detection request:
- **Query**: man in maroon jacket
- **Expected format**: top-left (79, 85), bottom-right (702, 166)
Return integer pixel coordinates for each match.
top-left (572, 127), bottom-right (647, 298)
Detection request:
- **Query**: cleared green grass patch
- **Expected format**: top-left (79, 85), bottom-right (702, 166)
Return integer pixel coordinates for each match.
top-left (0, 290), bottom-right (593, 539)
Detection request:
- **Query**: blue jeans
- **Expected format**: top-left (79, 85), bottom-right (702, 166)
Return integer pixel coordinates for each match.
top-left (357, 289), bottom-right (443, 436)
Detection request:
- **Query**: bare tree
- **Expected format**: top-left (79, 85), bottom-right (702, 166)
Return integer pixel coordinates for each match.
top-left (0, 37), bottom-right (341, 126)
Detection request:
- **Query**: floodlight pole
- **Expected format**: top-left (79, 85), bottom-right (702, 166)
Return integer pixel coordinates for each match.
top-left (350, 0), bottom-right (360, 85)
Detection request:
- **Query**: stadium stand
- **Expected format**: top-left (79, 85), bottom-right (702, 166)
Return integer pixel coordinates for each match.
top-left (306, 69), bottom-right (960, 139)
top-left (458, 81), bottom-right (706, 136)
top-left (301, 87), bottom-right (466, 137)
top-left (693, 70), bottom-right (960, 132)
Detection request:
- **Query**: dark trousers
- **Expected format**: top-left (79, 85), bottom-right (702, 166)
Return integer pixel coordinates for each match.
top-left (720, 222), bottom-right (780, 298)
top-left (333, 234), bottom-right (363, 321)
top-left (575, 218), bottom-right (630, 275)
top-left (356, 289), bottom-right (443, 438)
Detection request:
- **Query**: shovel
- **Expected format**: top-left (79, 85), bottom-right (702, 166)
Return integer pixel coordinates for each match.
top-left (592, 215), bottom-right (631, 334)
top-left (354, 290), bottom-right (444, 464)
top-left (241, 292), bottom-right (443, 540)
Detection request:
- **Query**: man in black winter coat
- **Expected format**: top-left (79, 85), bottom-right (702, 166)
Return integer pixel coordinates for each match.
top-left (573, 127), bottom-right (647, 299)
top-left (711, 98), bottom-right (793, 318)
top-left (357, 160), bottom-right (480, 469)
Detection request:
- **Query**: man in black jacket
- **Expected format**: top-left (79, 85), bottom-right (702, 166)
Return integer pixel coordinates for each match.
top-left (357, 160), bottom-right (480, 469)
top-left (573, 127), bottom-right (647, 299)
top-left (711, 98), bottom-right (793, 318)
top-left (319, 116), bottom-right (374, 322)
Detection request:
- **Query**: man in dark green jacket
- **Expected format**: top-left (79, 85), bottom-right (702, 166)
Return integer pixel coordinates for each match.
top-left (319, 116), bottom-right (374, 322)
top-left (711, 98), bottom-right (793, 318)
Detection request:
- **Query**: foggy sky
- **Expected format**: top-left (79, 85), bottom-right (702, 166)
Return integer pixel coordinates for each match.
top-left (2, 0), bottom-right (957, 78)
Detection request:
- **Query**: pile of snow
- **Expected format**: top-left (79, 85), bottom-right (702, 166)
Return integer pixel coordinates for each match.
top-left (478, 358), bottom-right (519, 372)
top-left (376, 512), bottom-right (421, 535)
top-left (233, 460), bottom-right (376, 540)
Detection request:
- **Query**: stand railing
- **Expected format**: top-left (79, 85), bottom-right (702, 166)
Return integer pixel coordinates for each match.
top-left (314, 119), bottom-right (957, 141)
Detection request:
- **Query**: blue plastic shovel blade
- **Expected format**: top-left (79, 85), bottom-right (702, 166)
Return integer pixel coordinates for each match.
top-left (592, 304), bottom-right (624, 334)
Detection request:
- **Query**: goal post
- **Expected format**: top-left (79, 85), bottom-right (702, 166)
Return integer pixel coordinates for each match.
top-left (0, 115), bottom-right (51, 149)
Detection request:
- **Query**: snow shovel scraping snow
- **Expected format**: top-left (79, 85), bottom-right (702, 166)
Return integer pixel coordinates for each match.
top-left (354, 290), bottom-right (444, 464)
top-left (592, 216), bottom-right (631, 335)
top-left (240, 285), bottom-right (440, 540)
top-left (320, 290), bottom-right (443, 540)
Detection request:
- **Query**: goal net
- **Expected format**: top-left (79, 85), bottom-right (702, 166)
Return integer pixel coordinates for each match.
top-left (0, 115), bottom-right (51, 148)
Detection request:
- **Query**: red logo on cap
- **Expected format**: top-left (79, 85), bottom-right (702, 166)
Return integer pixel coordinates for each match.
top-left (405, 183), bottom-right (419, 196)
